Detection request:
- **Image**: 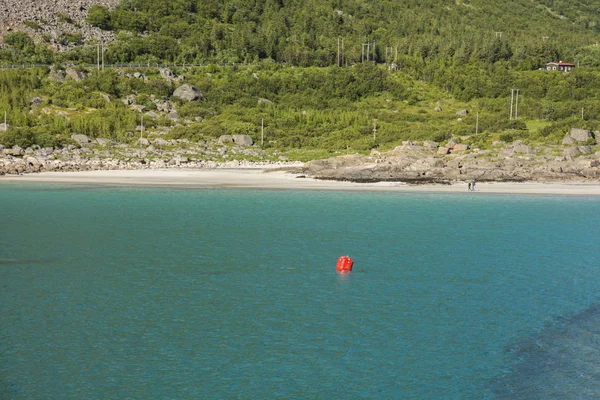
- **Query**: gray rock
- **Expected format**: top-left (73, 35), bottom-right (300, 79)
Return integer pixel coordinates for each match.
top-left (218, 135), bottom-right (234, 144)
top-left (570, 128), bottom-right (594, 142)
top-left (437, 147), bottom-right (450, 155)
top-left (453, 144), bottom-right (470, 151)
top-left (456, 109), bottom-right (469, 116)
top-left (65, 68), bottom-right (87, 82)
top-left (564, 147), bottom-right (582, 158)
top-left (131, 105), bottom-right (146, 113)
top-left (232, 135), bottom-right (253, 146)
top-left (145, 111), bottom-right (160, 119)
top-left (152, 138), bottom-right (170, 146)
top-left (513, 144), bottom-right (535, 154)
top-left (578, 146), bottom-right (594, 155)
top-left (95, 138), bottom-right (113, 146)
top-left (0, 123), bottom-right (9, 132)
top-left (71, 134), bottom-right (91, 145)
top-left (423, 140), bottom-right (438, 149)
top-left (173, 84), bottom-right (204, 102)
top-left (258, 98), bottom-right (273, 104)
top-left (434, 106), bottom-right (442, 112)
top-left (136, 138), bottom-right (150, 146)
top-left (562, 136), bottom-right (577, 145)
top-left (30, 97), bottom-right (42, 106)
top-left (168, 112), bottom-right (180, 121)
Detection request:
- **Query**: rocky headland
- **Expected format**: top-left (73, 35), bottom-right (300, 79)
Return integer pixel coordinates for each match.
top-left (301, 128), bottom-right (599, 184)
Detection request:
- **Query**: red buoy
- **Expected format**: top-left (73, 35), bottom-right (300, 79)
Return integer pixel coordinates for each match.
top-left (336, 256), bottom-right (354, 272)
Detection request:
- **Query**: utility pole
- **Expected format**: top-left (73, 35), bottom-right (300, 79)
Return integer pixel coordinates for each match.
top-left (510, 89), bottom-right (514, 120)
top-left (261, 118), bottom-right (264, 146)
top-left (101, 42), bottom-right (105, 70)
top-left (337, 38), bottom-right (340, 67)
top-left (140, 115), bottom-right (144, 139)
top-left (342, 38), bottom-right (345, 66)
top-left (97, 44), bottom-right (100, 71)
top-left (582, 107), bottom-right (584, 119)
top-left (475, 112), bottom-right (479, 134)
top-left (515, 89), bottom-right (519, 119)
top-left (510, 89), bottom-right (519, 120)
top-left (373, 119), bottom-right (377, 140)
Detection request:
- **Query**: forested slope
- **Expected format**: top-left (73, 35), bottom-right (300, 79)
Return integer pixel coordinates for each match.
top-left (1, 0), bottom-right (600, 156)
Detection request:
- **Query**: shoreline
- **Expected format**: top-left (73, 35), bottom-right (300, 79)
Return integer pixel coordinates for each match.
top-left (2, 169), bottom-right (600, 195)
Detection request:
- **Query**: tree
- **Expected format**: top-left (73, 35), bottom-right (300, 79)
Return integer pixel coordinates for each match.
top-left (87, 5), bottom-right (112, 30)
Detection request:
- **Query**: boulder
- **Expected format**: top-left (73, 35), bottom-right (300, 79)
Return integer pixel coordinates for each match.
top-left (563, 147), bottom-right (582, 158)
top-left (578, 146), bottom-right (594, 155)
top-left (131, 105), bottom-right (146, 113)
top-left (173, 84), bottom-right (204, 102)
top-left (456, 109), bottom-right (469, 116)
top-left (423, 140), bottom-right (438, 149)
top-left (71, 134), bottom-right (91, 145)
top-left (258, 98), bottom-right (273, 104)
top-left (437, 147), bottom-right (450, 155)
top-left (152, 138), bottom-right (170, 146)
top-left (513, 144), bottom-right (534, 154)
top-left (562, 136), bottom-right (577, 145)
top-left (95, 138), bottom-right (113, 146)
top-left (0, 123), bottom-right (9, 132)
top-left (136, 138), bottom-right (150, 146)
top-left (434, 106), bottom-right (442, 112)
top-left (168, 112), bottom-right (180, 121)
top-left (145, 111), bottom-right (160, 119)
top-left (232, 135), bottom-right (253, 146)
top-left (218, 135), bottom-right (234, 144)
top-left (65, 68), bottom-right (87, 82)
top-left (30, 97), bottom-right (42, 106)
top-left (453, 144), bottom-right (470, 151)
top-left (570, 128), bottom-right (594, 142)
top-left (3, 146), bottom-right (24, 156)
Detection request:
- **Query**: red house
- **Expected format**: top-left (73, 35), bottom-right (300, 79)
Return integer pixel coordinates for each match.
top-left (546, 61), bottom-right (575, 72)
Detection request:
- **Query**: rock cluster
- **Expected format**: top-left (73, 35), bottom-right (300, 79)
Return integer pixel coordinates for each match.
top-left (0, 0), bottom-right (118, 48)
top-left (301, 139), bottom-right (600, 184)
top-left (0, 134), bottom-right (279, 175)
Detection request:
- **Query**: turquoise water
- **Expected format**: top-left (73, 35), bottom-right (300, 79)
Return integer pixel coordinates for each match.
top-left (1, 184), bottom-right (600, 399)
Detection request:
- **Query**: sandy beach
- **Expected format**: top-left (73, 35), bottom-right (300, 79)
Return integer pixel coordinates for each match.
top-left (1, 168), bottom-right (600, 195)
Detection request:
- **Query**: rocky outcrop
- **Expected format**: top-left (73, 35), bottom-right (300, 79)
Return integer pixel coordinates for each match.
top-left (0, 0), bottom-right (119, 47)
top-left (0, 137), bottom-right (296, 176)
top-left (300, 140), bottom-right (600, 184)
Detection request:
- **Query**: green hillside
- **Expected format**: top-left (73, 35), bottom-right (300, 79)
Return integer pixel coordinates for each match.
top-left (1, 0), bottom-right (600, 155)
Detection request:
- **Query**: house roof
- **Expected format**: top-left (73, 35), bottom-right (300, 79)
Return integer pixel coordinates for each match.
top-left (547, 61), bottom-right (576, 66)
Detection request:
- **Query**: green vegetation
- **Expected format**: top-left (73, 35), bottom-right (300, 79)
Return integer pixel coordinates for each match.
top-left (2, 0), bottom-right (600, 155)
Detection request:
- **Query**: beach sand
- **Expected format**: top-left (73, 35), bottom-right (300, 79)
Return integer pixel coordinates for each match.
top-left (1, 169), bottom-right (600, 195)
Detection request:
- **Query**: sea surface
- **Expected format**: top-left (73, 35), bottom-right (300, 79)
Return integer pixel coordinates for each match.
top-left (1, 183), bottom-right (600, 399)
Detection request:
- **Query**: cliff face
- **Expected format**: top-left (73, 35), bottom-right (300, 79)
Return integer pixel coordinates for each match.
top-left (0, 0), bottom-right (119, 46)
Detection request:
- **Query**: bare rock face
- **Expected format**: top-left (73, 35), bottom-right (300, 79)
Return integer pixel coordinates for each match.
top-left (173, 84), bottom-right (204, 102)
top-left (570, 128), bottom-right (595, 142)
top-left (0, 0), bottom-right (119, 45)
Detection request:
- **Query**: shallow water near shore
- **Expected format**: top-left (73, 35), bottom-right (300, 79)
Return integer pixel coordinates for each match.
top-left (1, 184), bottom-right (600, 399)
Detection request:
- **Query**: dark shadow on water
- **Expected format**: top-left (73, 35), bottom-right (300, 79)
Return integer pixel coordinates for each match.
top-left (491, 302), bottom-right (600, 399)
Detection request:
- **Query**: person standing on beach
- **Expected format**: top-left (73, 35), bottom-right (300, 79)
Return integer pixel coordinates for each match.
top-left (468, 182), bottom-right (472, 191)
